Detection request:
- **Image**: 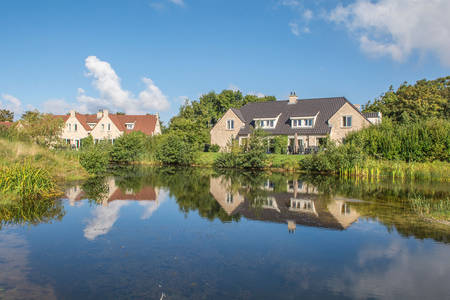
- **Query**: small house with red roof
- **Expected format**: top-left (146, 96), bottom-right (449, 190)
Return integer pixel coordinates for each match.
top-left (55, 109), bottom-right (161, 148)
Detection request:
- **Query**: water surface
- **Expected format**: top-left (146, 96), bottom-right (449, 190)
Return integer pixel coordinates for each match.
top-left (1, 167), bottom-right (449, 299)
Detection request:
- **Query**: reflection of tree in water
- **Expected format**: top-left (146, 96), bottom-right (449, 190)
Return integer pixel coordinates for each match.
top-left (307, 175), bottom-right (450, 243)
top-left (81, 176), bottom-right (109, 204)
top-left (0, 197), bottom-right (65, 229)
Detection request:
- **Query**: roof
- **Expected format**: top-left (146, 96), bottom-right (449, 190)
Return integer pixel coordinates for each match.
top-left (235, 97), bottom-right (353, 136)
top-left (363, 112), bottom-right (380, 118)
top-left (109, 114), bottom-right (158, 135)
top-left (0, 121), bottom-right (13, 127)
top-left (53, 112), bottom-right (158, 135)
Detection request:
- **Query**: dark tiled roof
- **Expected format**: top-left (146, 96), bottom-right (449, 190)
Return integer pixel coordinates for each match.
top-left (363, 112), bottom-right (380, 118)
top-left (230, 108), bottom-right (246, 122)
top-left (234, 192), bottom-right (345, 230)
top-left (236, 97), bottom-right (350, 136)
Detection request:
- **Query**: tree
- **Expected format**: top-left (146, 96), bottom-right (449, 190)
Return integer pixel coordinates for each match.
top-left (20, 110), bottom-right (64, 147)
top-left (110, 131), bottom-right (147, 163)
top-left (0, 109), bottom-right (14, 122)
top-left (79, 140), bottom-right (112, 174)
top-left (155, 134), bottom-right (195, 165)
top-left (363, 76), bottom-right (450, 123)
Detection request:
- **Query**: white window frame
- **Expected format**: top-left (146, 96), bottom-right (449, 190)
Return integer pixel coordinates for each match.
top-left (342, 115), bottom-right (352, 128)
top-left (226, 119), bottom-right (234, 130)
top-left (125, 123), bottom-right (135, 130)
top-left (291, 114), bottom-right (317, 128)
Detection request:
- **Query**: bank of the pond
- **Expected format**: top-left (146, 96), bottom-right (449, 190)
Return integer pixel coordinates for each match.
top-left (141, 152), bottom-right (450, 182)
top-left (0, 138), bottom-right (88, 200)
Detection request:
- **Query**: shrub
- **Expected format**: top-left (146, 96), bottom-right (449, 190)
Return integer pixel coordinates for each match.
top-left (110, 132), bottom-right (147, 163)
top-left (214, 129), bottom-right (267, 169)
top-left (209, 144), bottom-right (220, 152)
top-left (345, 118), bottom-right (450, 162)
top-left (79, 141), bottom-right (111, 174)
top-left (271, 136), bottom-right (288, 154)
top-left (156, 134), bottom-right (195, 165)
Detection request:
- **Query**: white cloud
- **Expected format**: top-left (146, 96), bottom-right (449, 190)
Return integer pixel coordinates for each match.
top-left (289, 21), bottom-right (300, 36)
top-left (228, 83), bottom-right (240, 92)
top-left (41, 99), bottom-right (75, 115)
top-left (1, 93), bottom-right (23, 119)
top-left (41, 56), bottom-right (170, 115)
top-left (150, 0), bottom-right (184, 10)
top-left (303, 9), bottom-right (313, 21)
top-left (328, 0), bottom-right (450, 65)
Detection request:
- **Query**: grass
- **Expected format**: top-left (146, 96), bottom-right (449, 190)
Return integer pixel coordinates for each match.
top-left (0, 138), bottom-right (87, 182)
top-left (0, 163), bottom-right (61, 199)
top-left (411, 196), bottom-right (450, 222)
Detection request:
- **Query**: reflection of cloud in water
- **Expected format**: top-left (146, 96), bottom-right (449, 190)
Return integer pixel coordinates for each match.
top-left (0, 231), bottom-right (56, 299)
top-left (327, 240), bottom-right (450, 299)
top-left (83, 188), bottom-right (168, 240)
top-left (139, 189), bottom-right (168, 220)
top-left (84, 201), bottom-right (130, 240)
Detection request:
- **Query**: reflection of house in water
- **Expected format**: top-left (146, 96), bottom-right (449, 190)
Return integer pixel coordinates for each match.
top-left (64, 179), bottom-right (163, 240)
top-left (65, 178), bottom-right (159, 206)
top-left (210, 177), bottom-right (359, 232)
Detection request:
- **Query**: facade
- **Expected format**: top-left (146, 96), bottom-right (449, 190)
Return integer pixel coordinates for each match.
top-left (55, 109), bottom-right (161, 148)
top-left (210, 93), bottom-right (378, 152)
top-left (209, 175), bottom-right (360, 232)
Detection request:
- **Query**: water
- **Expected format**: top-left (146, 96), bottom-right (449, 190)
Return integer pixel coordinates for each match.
top-left (1, 166), bottom-right (449, 299)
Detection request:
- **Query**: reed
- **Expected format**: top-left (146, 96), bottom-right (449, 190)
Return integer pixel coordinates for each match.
top-left (0, 163), bottom-right (60, 200)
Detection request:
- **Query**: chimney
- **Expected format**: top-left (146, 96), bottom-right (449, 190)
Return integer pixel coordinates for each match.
top-left (97, 109), bottom-right (103, 119)
top-left (70, 110), bottom-right (76, 117)
top-left (103, 109), bottom-right (109, 117)
top-left (288, 91), bottom-right (297, 104)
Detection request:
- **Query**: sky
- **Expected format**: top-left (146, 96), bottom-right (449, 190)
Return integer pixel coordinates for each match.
top-left (1, 0), bottom-right (449, 122)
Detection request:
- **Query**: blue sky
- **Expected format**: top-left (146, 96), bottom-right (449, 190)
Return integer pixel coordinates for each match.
top-left (1, 0), bottom-right (449, 122)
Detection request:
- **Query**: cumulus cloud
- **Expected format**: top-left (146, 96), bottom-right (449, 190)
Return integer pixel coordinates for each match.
top-left (1, 93), bottom-right (23, 118)
top-left (42, 56), bottom-right (170, 115)
top-left (328, 0), bottom-right (450, 65)
top-left (279, 1), bottom-right (313, 36)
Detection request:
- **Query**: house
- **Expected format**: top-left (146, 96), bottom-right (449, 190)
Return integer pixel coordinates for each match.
top-left (0, 121), bottom-right (13, 128)
top-left (363, 112), bottom-right (382, 125)
top-left (210, 93), bottom-right (379, 152)
top-left (209, 175), bottom-right (360, 232)
top-left (54, 109), bottom-right (161, 148)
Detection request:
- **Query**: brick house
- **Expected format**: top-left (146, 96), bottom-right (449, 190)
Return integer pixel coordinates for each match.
top-left (210, 93), bottom-right (380, 152)
top-left (55, 109), bottom-right (161, 148)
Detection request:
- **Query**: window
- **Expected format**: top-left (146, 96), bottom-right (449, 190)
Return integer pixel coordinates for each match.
top-left (269, 120), bottom-right (274, 127)
top-left (74, 124), bottom-right (77, 131)
top-left (126, 123), bottom-right (134, 129)
top-left (305, 119), bottom-right (313, 127)
top-left (68, 124), bottom-right (71, 131)
top-left (107, 123), bottom-right (111, 131)
top-left (343, 116), bottom-right (352, 127)
top-left (226, 193), bottom-right (233, 204)
top-left (102, 124), bottom-right (105, 130)
top-left (227, 119), bottom-right (234, 130)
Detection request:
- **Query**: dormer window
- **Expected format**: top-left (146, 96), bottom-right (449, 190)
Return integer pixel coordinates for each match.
top-left (255, 119), bottom-right (276, 128)
top-left (291, 117), bottom-right (314, 128)
top-left (88, 123), bottom-right (96, 129)
top-left (125, 123), bottom-right (135, 130)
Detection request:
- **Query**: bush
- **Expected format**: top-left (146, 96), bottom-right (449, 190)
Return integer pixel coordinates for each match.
top-left (214, 129), bottom-right (267, 169)
top-left (79, 141), bottom-right (111, 174)
top-left (300, 142), bottom-right (366, 173)
top-left (156, 134), bottom-right (195, 165)
top-left (345, 118), bottom-right (450, 162)
top-left (110, 132), bottom-right (147, 163)
top-left (271, 136), bottom-right (288, 154)
top-left (209, 144), bottom-right (220, 152)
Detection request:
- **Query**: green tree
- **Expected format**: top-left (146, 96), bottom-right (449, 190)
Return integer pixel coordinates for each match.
top-left (79, 141), bottom-right (111, 174)
top-left (364, 76), bottom-right (450, 123)
top-left (155, 134), bottom-right (195, 165)
top-left (110, 131), bottom-right (147, 163)
top-left (20, 110), bottom-right (64, 147)
top-left (0, 109), bottom-right (14, 122)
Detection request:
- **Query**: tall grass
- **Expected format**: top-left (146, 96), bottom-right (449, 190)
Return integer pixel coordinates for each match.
top-left (0, 163), bottom-right (60, 200)
top-left (411, 196), bottom-right (450, 222)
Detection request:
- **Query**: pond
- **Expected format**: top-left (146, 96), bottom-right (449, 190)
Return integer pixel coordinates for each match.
top-left (0, 166), bottom-right (449, 299)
